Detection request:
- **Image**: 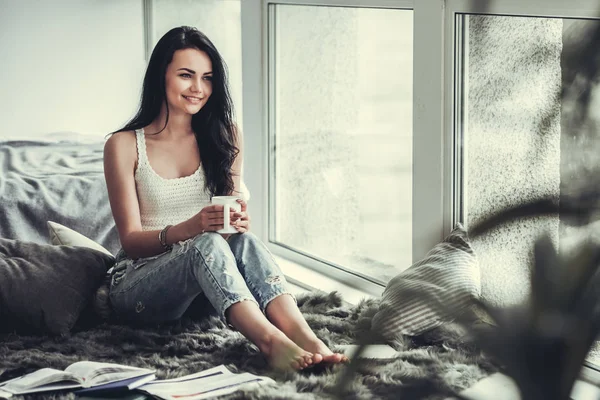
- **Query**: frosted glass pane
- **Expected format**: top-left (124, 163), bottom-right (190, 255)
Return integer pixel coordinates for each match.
top-left (272, 4), bottom-right (413, 283)
top-left (152, 0), bottom-right (243, 125)
top-left (460, 14), bottom-right (600, 369)
top-left (461, 14), bottom-right (562, 307)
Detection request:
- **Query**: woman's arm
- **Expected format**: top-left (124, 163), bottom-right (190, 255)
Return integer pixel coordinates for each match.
top-left (103, 131), bottom-right (199, 259)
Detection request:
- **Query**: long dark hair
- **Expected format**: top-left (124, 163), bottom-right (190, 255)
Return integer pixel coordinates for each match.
top-left (111, 26), bottom-right (238, 197)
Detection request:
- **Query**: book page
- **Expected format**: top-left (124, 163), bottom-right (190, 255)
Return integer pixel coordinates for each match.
top-left (65, 361), bottom-right (154, 388)
top-left (73, 373), bottom-right (157, 395)
top-left (2, 369), bottom-right (81, 394)
top-left (162, 378), bottom-right (269, 400)
top-left (139, 372), bottom-right (275, 400)
top-left (141, 366), bottom-right (232, 385)
top-left (0, 376), bottom-right (22, 388)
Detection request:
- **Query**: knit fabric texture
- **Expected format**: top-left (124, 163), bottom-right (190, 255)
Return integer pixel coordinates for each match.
top-left (134, 128), bottom-right (210, 231)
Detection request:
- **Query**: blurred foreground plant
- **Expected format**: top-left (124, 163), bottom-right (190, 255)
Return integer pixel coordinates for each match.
top-left (456, 200), bottom-right (600, 400)
top-left (332, 195), bottom-right (600, 400)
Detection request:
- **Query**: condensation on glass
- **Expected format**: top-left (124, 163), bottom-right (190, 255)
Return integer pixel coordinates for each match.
top-left (457, 12), bottom-right (600, 365)
top-left (458, 14), bottom-right (600, 307)
top-left (270, 4), bottom-right (413, 284)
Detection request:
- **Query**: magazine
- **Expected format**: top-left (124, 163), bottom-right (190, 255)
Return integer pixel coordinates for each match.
top-left (0, 361), bottom-right (155, 396)
top-left (137, 365), bottom-right (276, 400)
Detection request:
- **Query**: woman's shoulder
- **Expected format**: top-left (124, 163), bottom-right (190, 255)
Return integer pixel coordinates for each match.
top-left (105, 130), bottom-right (137, 147)
top-left (104, 130), bottom-right (138, 161)
top-left (108, 129), bottom-right (138, 141)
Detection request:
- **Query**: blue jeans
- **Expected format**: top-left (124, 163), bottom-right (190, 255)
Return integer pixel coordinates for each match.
top-left (108, 232), bottom-right (295, 325)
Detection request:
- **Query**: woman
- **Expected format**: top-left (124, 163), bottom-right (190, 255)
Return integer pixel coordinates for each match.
top-left (103, 26), bottom-right (347, 371)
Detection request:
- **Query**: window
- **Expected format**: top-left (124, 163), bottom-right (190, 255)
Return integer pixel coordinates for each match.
top-left (453, 10), bottom-right (600, 307)
top-left (448, 2), bottom-right (600, 369)
top-left (240, 0), bottom-right (600, 300)
top-left (268, 3), bottom-right (413, 284)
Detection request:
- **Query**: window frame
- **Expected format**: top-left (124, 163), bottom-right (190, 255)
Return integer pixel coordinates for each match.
top-left (269, 0), bottom-right (417, 293)
top-left (242, 0), bottom-right (439, 296)
top-left (240, 0), bottom-right (600, 295)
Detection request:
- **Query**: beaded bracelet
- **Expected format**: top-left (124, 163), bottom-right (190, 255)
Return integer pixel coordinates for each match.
top-left (159, 225), bottom-right (173, 250)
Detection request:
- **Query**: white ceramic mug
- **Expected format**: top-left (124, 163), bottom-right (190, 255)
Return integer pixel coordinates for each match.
top-left (211, 196), bottom-right (242, 234)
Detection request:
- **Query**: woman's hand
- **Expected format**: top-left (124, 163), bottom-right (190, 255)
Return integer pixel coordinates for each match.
top-left (184, 201), bottom-right (249, 237)
top-left (184, 204), bottom-right (230, 236)
top-left (231, 198), bottom-right (250, 233)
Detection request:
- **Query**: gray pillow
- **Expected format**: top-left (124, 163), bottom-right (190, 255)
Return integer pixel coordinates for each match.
top-left (371, 224), bottom-right (480, 338)
top-left (0, 239), bottom-right (115, 335)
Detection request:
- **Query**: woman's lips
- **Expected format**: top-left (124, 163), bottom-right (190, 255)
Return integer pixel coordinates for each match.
top-left (183, 95), bottom-right (202, 104)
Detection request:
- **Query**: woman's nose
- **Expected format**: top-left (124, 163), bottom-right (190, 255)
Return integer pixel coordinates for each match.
top-left (190, 79), bottom-right (202, 93)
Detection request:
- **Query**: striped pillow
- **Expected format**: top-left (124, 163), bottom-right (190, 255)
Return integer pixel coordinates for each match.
top-left (372, 224), bottom-right (480, 338)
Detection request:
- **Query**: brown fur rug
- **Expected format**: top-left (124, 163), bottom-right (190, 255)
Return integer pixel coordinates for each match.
top-left (0, 291), bottom-right (497, 399)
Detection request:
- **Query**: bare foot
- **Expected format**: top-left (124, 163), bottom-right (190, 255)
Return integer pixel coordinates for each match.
top-left (264, 332), bottom-right (315, 371)
top-left (295, 336), bottom-right (349, 365)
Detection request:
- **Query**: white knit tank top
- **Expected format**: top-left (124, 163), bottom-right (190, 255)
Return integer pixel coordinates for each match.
top-left (134, 128), bottom-right (211, 231)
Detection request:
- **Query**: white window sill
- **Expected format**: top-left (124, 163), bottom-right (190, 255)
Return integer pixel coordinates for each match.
top-left (274, 255), bottom-right (381, 306)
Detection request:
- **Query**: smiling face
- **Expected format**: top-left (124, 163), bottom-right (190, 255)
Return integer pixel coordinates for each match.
top-left (164, 48), bottom-right (213, 115)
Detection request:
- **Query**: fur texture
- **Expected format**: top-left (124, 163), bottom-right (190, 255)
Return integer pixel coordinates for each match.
top-left (0, 292), bottom-right (497, 399)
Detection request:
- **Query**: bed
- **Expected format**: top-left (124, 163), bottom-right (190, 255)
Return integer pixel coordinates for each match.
top-left (0, 136), bottom-right (119, 254)
top-left (0, 136), bottom-right (495, 399)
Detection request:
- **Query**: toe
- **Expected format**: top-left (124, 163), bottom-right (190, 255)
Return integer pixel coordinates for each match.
top-left (296, 357), bottom-right (306, 369)
top-left (312, 353), bottom-right (324, 364)
top-left (322, 353), bottom-right (345, 363)
top-left (301, 359), bottom-right (308, 368)
top-left (304, 354), bottom-right (313, 365)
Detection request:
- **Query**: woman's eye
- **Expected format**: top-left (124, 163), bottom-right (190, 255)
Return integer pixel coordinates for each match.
top-left (180, 73), bottom-right (192, 78)
top-left (204, 76), bottom-right (213, 81)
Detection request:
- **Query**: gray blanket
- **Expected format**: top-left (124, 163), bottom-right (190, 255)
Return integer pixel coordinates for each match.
top-left (0, 139), bottom-right (120, 254)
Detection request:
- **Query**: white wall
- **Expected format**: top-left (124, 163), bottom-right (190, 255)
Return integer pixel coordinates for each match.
top-left (0, 0), bottom-right (146, 140)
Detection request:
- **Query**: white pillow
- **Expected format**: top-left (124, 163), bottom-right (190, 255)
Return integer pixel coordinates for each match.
top-left (47, 221), bottom-right (113, 257)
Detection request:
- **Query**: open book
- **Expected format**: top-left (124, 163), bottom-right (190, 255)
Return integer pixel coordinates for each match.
top-left (137, 365), bottom-right (276, 400)
top-left (0, 361), bottom-right (155, 396)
